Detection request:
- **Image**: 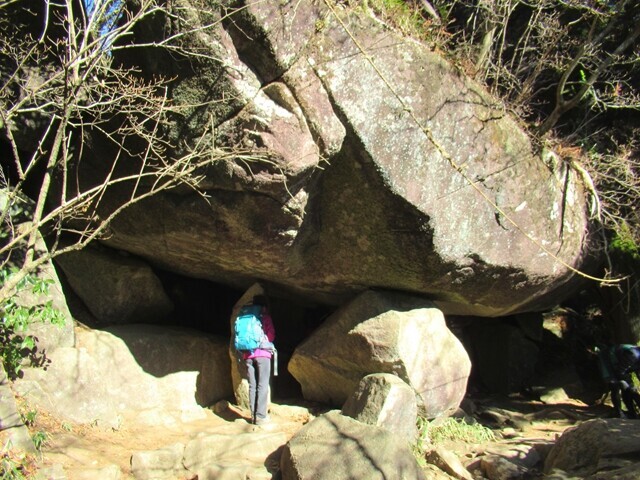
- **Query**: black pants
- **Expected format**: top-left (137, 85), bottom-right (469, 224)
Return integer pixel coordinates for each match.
top-left (610, 379), bottom-right (638, 418)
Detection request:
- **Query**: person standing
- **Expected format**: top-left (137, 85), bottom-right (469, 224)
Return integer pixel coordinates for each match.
top-left (596, 344), bottom-right (640, 418)
top-left (240, 295), bottom-right (275, 425)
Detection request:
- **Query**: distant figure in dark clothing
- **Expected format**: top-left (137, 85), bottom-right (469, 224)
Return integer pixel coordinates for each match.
top-left (596, 344), bottom-right (640, 418)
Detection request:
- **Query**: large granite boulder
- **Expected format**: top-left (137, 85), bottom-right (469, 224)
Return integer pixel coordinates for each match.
top-left (61, 0), bottom-right (595, 317)
top-left (14, 324), bottom-right (231, 427)
top-left (289, 290), bottom-right (471, 418)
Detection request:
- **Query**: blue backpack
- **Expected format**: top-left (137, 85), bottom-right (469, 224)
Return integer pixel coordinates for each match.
top-left (233, 304), bottom-right (265, 352)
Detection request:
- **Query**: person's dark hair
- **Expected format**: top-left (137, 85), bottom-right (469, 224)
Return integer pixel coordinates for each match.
top-left (253, 295), bottom-right (268, 307)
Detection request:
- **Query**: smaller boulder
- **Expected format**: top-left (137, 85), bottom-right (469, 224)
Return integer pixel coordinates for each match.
top-left (342, 373), bottom-right (417, 443)
top-left (425, 446), bottom-right (474, 480)
top-left (280, 411), bottom-right (426, 480)
top-left (481, 455), bottom-right (529, 480)
top-left (289, 290), bottom-right (471, 418)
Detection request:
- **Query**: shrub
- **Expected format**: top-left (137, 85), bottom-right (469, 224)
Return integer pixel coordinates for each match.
top-left (0, 448), bottom-right (36, 480)
top-left (0, 268), bottom-right (65, 380)
top-left (416, 415), bottom-right (496, 446)
top-left (610, 224), bottom-right (640, 263)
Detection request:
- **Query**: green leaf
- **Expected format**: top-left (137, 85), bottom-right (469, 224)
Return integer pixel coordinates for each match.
top-left (31, 278), bottom-right (53, 295)
top-left (0, 267), bottom-right (65, 379)
top-left (20, 336), bottom-right (35, 349)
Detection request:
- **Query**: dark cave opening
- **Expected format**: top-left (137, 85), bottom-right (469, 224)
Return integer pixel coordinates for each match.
top-left (54, 256), bottom-right (333, 404)
top-left (54, 253), bottom-right (607, 406)
top-left (156, 270), bottom-right (240, 337)
top-left (154, 269), bottom-right (332, 402)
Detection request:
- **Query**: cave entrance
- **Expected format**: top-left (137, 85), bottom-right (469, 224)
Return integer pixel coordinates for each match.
top-left (157, 270), bottom-right (332, 402)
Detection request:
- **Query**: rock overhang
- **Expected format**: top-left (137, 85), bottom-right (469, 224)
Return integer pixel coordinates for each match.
top-left (69, 0), bottom-right (599, 317)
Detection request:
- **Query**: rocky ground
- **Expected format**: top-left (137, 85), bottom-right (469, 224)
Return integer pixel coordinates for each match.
top-left (11, 390), bottom-right (623, 480)
top-left (17, 396), bottom-right (315, 479)
top-left (448, 394), bottom-right (613, 479)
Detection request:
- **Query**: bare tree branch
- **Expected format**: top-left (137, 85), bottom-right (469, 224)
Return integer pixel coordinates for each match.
top-left (537, 10), bottom-right (640, 134)
top-left (0, 0), bottom-right (269, 302)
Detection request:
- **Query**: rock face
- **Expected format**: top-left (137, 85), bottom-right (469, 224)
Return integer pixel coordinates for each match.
top-left (0, 365), bottom-right (36, 456)
top-left (70, 0), bottom-right (594, 317)
top-left (130, 429), bottom-right (287, 480)
top-left (105, 324), bottom-right (232, 408)
top-left (14, 325), bottom-right (231, 427)
top-left (184, 430), bottom-right (287, 479)
top-left (0, 191), bottom-right (76, 357)
top-left (131, 443), bottom-right (187, 480)
top-left (55, 246), bottom-right (174, 326)
top-left (280, 410), bottom-right (426, 480)
top-left (288, 291), bottom-right (471, 417)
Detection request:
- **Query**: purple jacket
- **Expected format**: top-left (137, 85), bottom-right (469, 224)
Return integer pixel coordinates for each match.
top-left (242, 308), bottom-right (275, 360)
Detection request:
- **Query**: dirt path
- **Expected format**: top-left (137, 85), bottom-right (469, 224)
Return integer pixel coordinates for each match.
top-left (29, 401), bottom-right (313, 479)
top-left (26, 395), bottom-right (613, 479)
